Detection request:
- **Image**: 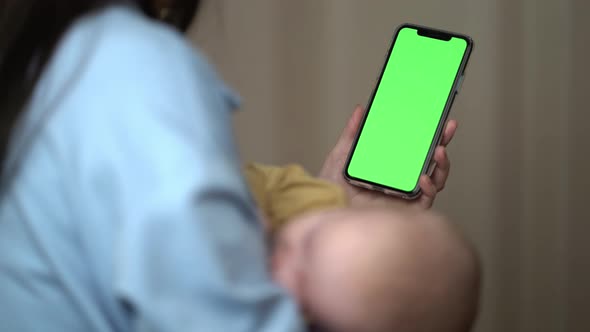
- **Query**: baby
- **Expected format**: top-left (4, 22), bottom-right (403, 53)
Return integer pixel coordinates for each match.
top-left (245, 163), bottom-right (481, 332)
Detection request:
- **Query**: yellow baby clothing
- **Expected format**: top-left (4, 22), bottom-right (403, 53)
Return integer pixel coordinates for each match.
top-left (244, 163), bottom-right (347, 232)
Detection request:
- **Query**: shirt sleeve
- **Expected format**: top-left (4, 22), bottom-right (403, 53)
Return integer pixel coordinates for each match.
top-left (74, 30), bottom-right (305, 332)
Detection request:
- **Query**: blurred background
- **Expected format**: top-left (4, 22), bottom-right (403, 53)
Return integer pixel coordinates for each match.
top-left (189, 1), bottom-right (589, 331)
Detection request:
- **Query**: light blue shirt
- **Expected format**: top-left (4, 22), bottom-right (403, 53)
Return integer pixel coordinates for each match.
top-left (0, 5), bottom-right (304, 332)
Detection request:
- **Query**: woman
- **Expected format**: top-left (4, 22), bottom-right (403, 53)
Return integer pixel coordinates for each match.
top-left (0, 1), bottom-right (456, 331)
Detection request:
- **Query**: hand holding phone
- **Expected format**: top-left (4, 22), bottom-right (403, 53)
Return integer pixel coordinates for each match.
top-left (344, 24), bottom-right (473, 199)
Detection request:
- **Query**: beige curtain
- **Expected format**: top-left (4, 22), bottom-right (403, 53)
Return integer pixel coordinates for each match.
top-left (190, 1), bottom-right (590, 331)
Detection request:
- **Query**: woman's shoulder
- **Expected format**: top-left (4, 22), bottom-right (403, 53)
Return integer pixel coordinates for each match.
top-left (2, 5), bottom-right (239, 189)
top-left (61, 5), bottom-right (214, 81)
top-left (32, 4), bottom-right (237, 122)
top-left (13, 5), bottom-right (239, 168)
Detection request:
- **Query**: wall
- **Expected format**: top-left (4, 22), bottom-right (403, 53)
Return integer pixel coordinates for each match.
top-left (190, 1), bottom-right (590, 331)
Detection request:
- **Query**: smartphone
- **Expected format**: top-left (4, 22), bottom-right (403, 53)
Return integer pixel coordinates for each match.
top-left (344, 23), bottom-right (473, 199)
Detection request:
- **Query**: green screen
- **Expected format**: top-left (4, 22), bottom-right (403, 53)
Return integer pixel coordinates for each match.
top-left (347, 27), bottom-right (467, 192)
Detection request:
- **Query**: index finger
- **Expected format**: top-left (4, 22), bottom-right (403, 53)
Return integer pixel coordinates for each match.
top-left (440, 120), bottom-right (458, 147)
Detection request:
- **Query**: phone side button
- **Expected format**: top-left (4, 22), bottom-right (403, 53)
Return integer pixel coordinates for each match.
top-left (448, 93), bottom-right (457, 110)
top-left (456, 75), bottom-right (465, 94)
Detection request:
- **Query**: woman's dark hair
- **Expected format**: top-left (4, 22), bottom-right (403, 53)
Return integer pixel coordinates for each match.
top-left (0, 0), bottom-right (201, 164)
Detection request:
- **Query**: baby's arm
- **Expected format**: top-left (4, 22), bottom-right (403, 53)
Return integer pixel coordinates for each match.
top-left (244, 163), bottom-right (347, 232)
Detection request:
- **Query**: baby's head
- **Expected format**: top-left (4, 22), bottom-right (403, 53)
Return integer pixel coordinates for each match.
top-left (271, 207), bottom-right (481, 332)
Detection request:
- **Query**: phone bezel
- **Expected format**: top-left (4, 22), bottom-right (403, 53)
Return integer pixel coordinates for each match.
top-left (343, 23), bottom-right (474, 200)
